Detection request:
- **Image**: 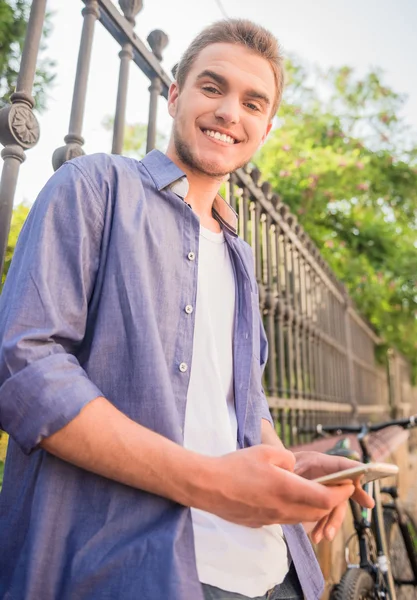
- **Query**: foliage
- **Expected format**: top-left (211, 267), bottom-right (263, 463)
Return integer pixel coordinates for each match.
top-left (0, 432), bottom-right (7, 490)
top-left (1, 203), bottom-right (30, 291)
top-left (0, 0), bottom-right (55, 110)
top-left (255, 58), bottom-right (417, 377)
top-left (102, 117), bottom-right (167, 158)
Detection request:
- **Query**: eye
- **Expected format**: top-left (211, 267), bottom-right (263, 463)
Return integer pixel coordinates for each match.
top-left (202, 85), bottom-right (221, 95)
top-left (245, 102), bottom-right (260, 112)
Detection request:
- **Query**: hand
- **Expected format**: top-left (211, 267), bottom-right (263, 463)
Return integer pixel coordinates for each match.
top-left (294, 451), bottom-right (375, 543)
top-left (193, 445), bottom-right (356, 528)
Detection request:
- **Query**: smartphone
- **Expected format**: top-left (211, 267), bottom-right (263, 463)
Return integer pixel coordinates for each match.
top-left (314, 462), bottom-right (399, 486)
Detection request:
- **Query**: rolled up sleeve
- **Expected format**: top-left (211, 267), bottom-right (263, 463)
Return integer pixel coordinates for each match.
top-left (0, 162), bottom-right (105, 454)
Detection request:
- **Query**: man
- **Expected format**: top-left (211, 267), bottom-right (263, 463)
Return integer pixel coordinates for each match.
top-left (0, 19), bottom-right (372, 600)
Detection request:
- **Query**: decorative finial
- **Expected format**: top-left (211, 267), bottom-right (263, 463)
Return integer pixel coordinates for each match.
top-left (147, 30), bottom-right (169, 61)
top-left (250, 167), bottom-right (261, 185)
top-left (119, 0), bottom-right (143, 25)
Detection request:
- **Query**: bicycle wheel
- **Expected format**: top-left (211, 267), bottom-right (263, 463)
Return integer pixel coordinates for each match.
top-left (384, 509), bottom-right (417, 600)
top-left (331, 568), bottom-right (375, 600)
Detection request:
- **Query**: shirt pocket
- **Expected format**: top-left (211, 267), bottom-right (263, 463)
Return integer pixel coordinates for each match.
top-left (251, 292), bottom-right (261, 360)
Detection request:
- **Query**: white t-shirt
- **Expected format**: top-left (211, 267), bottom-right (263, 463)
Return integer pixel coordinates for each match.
top-left (183, 225), bottom-right (289, 597)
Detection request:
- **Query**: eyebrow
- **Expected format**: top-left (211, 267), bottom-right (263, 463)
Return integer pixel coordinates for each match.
top-left (196, 69), bottom-right (271, 107)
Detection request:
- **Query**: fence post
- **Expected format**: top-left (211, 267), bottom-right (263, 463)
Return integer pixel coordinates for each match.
top-left (386, 348), bottom-right (398, 418)
top-left (343, 293), bottom-right (357, 420)
top-left (52, 0), bottom-right (100, 170)
top-left (0, 0), bottom-right (47, 278)
top-left (112, 1), bottom-right (143, 155)
top-left (146, 30), bottom-right (168, 153)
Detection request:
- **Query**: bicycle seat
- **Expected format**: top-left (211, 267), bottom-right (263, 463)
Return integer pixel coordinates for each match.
top-left (325, 438), bottom-right (361, 461)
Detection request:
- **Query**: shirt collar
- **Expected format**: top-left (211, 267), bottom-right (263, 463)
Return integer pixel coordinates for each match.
top-left (141, 150), bottom-right (238, 236)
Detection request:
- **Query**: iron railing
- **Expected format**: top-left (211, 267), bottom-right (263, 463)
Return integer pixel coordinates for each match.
top-left (226, 168), bottom-right (392, 445)
top-left (0, 0), bottom-right (415, 447)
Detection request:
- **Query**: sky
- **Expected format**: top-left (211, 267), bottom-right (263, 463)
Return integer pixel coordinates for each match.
top-left (3, 0), bottom-right (417, 206)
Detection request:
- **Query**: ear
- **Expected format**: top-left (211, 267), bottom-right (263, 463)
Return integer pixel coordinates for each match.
top-left (260, 121), bottom-right (273, 146)
top-left (168, 81), bottom-right (180, 118)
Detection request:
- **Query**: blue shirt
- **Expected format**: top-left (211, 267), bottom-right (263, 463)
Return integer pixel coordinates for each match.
top-left (0, 150), bottom-right (324, 600)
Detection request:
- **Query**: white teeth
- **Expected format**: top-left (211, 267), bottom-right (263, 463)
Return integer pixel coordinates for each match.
top-left (203, 129), bottom-right (236, 144)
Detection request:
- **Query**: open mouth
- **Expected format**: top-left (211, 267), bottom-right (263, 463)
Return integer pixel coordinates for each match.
top-left (201, 128), bottom-right (239, 145)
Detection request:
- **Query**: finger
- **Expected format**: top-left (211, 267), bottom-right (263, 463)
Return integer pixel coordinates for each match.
top-left (275, 470), bottom-right (355, 511)
top-left (351, 482), bottom-right (375, 508)
top-left (311, 515), bottom-right (329, 544)
top-left (333, 457), bottom-right (364, 472)
top-left (311, 501), bottom-right (348, 544)
top-left (257, 497), bottom-right (347, 527)
top-left (263, 508), bottom-right (329, 526)
top-left (323, 502), bottom-right (347, 541)
top-left (308, 481), bottom-right (355, 511)
top-left (312, 456), bottom-right (364, 479)
top-left (280, 500), bottom-right (348, 527)
top-left (274, 486), bottom-right (354, 526)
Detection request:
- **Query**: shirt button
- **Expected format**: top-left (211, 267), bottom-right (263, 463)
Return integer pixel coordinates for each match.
top-left (185, 304), bottom-right (193, 314)
top-left (187, 251), bottom-right (195, 261)
top-left (179, 362), bottom-right (188, 373)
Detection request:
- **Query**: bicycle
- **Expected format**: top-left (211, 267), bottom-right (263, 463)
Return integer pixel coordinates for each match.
top-left (301, 416), bottom-right (417, 600)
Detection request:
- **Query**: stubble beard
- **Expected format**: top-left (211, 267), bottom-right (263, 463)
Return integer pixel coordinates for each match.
top-left (173, 120), bottom-right (247, 179)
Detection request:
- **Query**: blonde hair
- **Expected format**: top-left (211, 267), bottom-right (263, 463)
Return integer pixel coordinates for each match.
top-left (174, 19), bottom-right (284, 119)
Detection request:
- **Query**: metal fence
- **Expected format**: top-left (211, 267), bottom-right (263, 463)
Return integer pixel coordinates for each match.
top-left (0, 0), bottom-right (415, 448)
top-left (227, 168), bottom-right (394, 445)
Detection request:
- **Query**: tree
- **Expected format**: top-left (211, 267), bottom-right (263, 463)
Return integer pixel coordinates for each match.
top-left (255, 58), bottom-right (417, 377)
top-left (0, 0), bottom-right (55, 110)
top-left (102, 117), bottom-right (167, 159)
top-left (0, 202), bottom-right (30, 291)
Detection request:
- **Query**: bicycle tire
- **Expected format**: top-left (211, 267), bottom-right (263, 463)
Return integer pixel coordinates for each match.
top-left (331, 568), bottom-right (375, 600)
top-left (384, 509), bottom-right (417, 600)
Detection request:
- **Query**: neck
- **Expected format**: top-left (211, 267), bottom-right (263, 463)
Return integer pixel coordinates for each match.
top-left (165, 143), bottom-right (226, 231)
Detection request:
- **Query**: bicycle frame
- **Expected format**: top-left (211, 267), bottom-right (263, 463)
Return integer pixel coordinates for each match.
top-left (348, 480), bottom-right (397, 599)
top-left (348, 427), bottom-right (397, 598)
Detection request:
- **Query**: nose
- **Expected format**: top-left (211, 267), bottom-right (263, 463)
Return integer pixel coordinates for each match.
top-left (214, 94), bottom-right (240, 125)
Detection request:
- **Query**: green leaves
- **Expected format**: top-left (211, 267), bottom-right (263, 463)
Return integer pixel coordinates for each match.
top-left (0, 431), bottom-right (8, 490)
top-left (102, 117), bottom-right (167, 158)
top-left (257, 57), bottom-right (417, 378)
top-left (1, 203), bottom-right (30, 290)
top-left (0, 0), bottom-right (55, 111)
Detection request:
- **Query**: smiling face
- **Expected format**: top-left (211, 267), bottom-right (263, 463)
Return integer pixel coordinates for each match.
top-left (167, 43), bottom-right (276, 178)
